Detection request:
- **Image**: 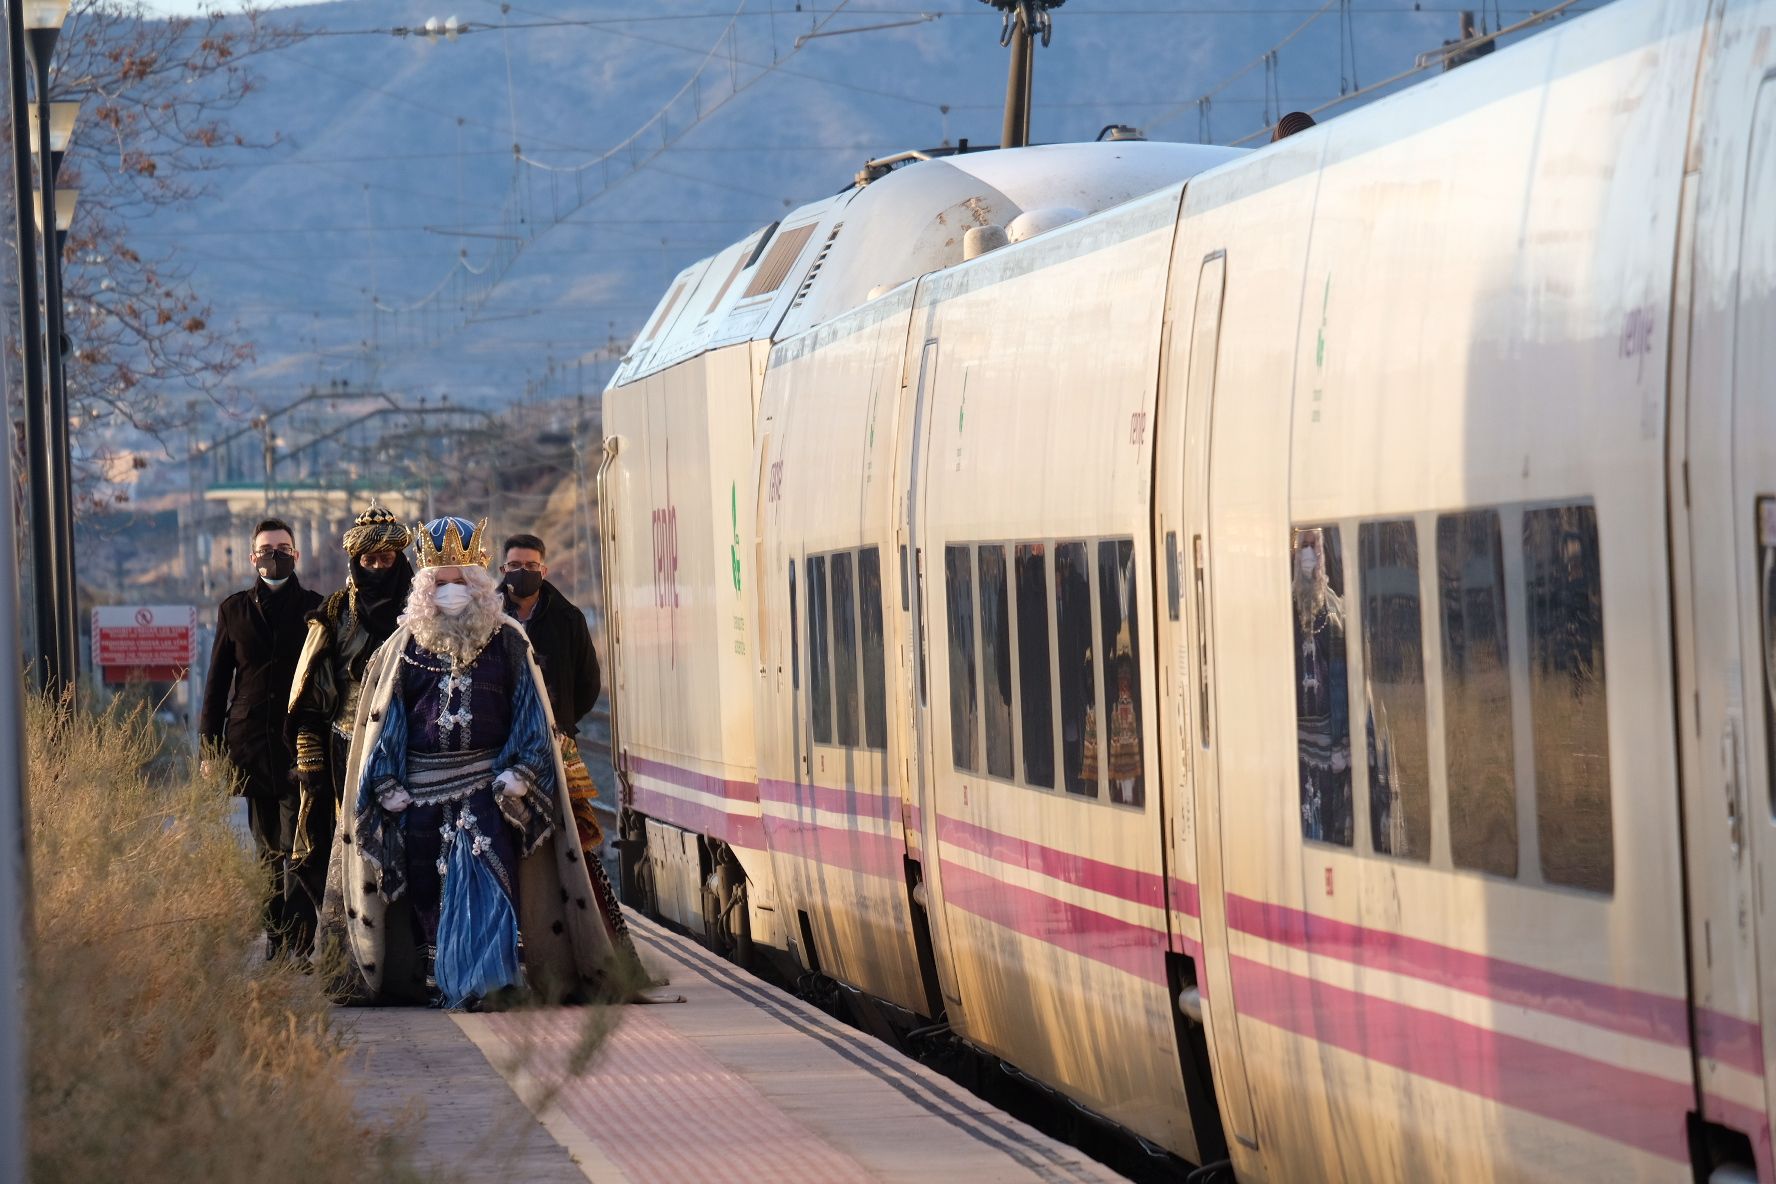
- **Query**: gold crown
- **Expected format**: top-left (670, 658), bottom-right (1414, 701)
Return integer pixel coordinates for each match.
top-left (414, 516), bottom-right (490, 569)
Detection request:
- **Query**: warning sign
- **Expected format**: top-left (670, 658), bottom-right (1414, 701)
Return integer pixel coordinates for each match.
top-left (92, 605), bottom-right (197, 683)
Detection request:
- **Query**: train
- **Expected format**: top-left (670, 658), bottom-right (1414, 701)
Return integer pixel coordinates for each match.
top-left (595, 0), bottom-right (1776, 1179)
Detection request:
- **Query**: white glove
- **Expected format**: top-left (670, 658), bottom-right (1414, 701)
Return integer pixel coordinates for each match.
top-left (379, 787), bottom-right (413, 813)
top-left (495, 770), bottom-right (528, 799)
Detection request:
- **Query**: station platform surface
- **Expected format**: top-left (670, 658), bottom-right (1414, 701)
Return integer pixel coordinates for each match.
top-left (342, 908), bottom-right (1128, 1183)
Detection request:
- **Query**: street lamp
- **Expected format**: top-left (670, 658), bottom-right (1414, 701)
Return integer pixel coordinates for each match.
top-left (25, 0), bottom-right (79, 690)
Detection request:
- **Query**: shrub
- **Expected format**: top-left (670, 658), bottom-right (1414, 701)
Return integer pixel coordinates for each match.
top-left (24, 693), bottom-right (428, 1184)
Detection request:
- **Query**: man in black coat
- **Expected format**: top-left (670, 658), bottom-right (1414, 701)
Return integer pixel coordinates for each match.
top-left (499, 532), bottom-right (599, 732)
top-left (499, 532), bottom-right (602, 848)
top-left (199, 517), bottom-right (323, 957)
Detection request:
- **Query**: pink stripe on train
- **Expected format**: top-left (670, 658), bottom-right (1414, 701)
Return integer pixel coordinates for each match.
top-left (1231, 955), bottom-right (1695, 1163)
top-left (937, 816), bottom-right (1167, 909)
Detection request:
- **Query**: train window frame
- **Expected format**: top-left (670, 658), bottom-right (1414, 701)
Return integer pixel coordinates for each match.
top-left (945, 544), bottom-right (980, 773)
top-left (1521, 501), bottom-right (1613, 895)
top-left (1292, 523), bottom-right (1355, 848)
top-left (859, 546), bottom-right (890, 752)
top-left (979, 544), bottom-right (1016, 782)
top-left (830, 550), bottom-right (863, 749)
top-left (1015, 542), bottom-right (1057, 791)
top-left (1055, 539), bottom-right (1101, 799)
top-left (1097, 537), bottom-right (1146, 810)
top-left (1356, 519), bottom-right (1433, 863)
top-left (1436, 507), bottom-right (1521, 881)
top-left (806, 553), bottom-right (833, 747)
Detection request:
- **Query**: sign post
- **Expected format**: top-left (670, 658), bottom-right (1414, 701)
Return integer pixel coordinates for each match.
top-left (90, 605), bottom-right (197, 685)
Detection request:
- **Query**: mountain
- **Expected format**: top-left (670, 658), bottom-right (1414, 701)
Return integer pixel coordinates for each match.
top-left (136, 0), bottom-right (1593, 412)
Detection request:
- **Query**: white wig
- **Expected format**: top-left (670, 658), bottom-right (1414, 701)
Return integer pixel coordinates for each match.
top-left (403, 564), bottom-right (507, 664)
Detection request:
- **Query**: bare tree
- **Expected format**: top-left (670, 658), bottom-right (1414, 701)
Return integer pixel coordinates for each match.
top-left (4, 0), bottom-right (300, 514)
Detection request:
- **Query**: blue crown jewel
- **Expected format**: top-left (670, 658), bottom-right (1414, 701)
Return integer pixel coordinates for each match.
top-left (414, 516), bottom-right (491, 569)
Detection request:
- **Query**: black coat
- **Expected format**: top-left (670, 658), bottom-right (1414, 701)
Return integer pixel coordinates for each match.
top-left (200, 577), bottom-right (323, 798)
top-left (505, 579), bottom-right (599, 735)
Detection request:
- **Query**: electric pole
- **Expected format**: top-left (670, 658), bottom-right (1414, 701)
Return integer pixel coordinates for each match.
top-left (979, 0), bottom-right (1063, 149)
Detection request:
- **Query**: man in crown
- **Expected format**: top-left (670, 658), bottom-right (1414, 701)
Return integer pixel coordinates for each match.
top-left (285, 504), bottom-right (415, 952)
top-left (316, 516), bottom-right (639, 1007)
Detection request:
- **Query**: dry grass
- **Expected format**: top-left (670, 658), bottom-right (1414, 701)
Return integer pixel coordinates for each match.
top-left (24, 692), bottom-right (429, 1184)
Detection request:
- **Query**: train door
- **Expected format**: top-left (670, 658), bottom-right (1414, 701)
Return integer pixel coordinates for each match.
top-left (1172, 250), bottom-right (1260, 1158)
top-left (897, 335), bottom-right (969, 1018)
top-left (1673, 70), bottom-right (1776, 1177)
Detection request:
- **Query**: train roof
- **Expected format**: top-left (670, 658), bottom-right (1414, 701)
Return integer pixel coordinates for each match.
top-left (610, 140), bottom-right (1244, 388)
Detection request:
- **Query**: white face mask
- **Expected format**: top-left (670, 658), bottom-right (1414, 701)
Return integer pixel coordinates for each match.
top-left (432, 583), bottom-right (472, 615)
top-left (1297, 547), bottom-right (1318, 580)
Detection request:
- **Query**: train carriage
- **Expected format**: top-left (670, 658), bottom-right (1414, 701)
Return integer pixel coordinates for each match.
top-left (600, 1), bottom-right (1776, 1179)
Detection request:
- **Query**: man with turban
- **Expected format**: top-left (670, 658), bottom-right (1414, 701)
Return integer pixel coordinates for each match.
top-left (286, 504), bottom-right (416, 952)
top-left (316, 516), bottom-right (641, 1007)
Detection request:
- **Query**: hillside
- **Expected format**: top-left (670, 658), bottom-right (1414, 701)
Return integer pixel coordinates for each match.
top-left (136, 0), bottom-right (1564, 410)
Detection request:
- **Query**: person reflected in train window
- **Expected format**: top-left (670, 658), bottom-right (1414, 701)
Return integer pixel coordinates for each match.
top-left (1292, 527), bottom-right (1353, 845)
top-left (1055, 542), bottom-right (1097, 796)
top-left (1108, 645), bottom-right (1141, 806)
top-left (1271, 111), bottom-right (1317, 142)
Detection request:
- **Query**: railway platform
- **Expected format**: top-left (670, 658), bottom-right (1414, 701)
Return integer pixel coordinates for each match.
top-left (341, 909), bottom-right (1127, 1183)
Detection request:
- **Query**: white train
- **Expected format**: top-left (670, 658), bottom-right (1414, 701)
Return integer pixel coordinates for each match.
top-left (596, 1), bottom-right (1776, 1179)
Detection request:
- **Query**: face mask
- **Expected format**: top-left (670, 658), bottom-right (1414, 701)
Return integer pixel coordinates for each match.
top-left (1297, 548), bottom-right (1318, 580)
top-left (354, 560), bottom-right (402, 594)
top-left (257, 553), bottom-right (295, 583)
top-left (503, 569), bottom-right (542, 599)
top-left (432, 583), bottom-right (472, 616)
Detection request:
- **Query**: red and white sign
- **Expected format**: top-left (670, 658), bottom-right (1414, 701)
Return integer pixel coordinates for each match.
top-left (92, 605), bottom-right (197, 683)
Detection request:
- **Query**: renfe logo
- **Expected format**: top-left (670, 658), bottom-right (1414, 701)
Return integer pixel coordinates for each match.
top-left (652, 502), bottom-right (680, 668)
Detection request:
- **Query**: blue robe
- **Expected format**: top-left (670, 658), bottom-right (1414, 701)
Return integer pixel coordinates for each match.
top-left (355, 623), bottom-right (556, 1005)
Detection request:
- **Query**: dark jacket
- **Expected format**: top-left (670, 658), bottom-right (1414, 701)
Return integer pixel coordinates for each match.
top-left (505, 579), bottom-right (599, 735)
top-left (200, 576), bottom-right (323, 797)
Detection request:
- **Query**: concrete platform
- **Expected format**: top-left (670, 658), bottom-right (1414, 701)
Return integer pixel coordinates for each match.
top-left (344, 908), bottom-right (1129, 1183)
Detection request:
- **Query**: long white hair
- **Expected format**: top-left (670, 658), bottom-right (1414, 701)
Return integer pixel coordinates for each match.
top-left (403, 564), bottom-right (506, 664)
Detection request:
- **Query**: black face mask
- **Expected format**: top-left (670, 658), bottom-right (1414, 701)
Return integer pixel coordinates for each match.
top-left (256, 553), bottom-right (295, 582)
top-left (354, 560), bottom-right (401, 594)
top-left (503, 569), bottom-right (542, 600)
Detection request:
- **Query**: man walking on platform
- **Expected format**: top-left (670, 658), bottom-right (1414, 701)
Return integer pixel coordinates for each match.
top-left (200, 517), bottom-right (323, 958)
top-left (498, 533), bottom-right (604, 852)
top-left (285, 505), bottom-right (415, 953)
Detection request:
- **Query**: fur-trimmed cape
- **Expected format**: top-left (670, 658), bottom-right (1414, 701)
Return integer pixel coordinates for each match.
top-left (314, 617), bottom-right (632, 1004)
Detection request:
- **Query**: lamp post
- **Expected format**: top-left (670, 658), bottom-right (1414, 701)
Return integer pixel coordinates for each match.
top-left (25, 0), bottom-right (78, 689)
top-left (5, 0), bottom-right (54, 688)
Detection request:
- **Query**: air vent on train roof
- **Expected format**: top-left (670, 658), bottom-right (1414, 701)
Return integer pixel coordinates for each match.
top-left (741, 223), bottom-right (818, 300)
top-left (788, 223), bottom-right (843, 310)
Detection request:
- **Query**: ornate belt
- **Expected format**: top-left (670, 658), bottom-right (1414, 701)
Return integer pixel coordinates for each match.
top-left (406, 748), bottom-right (499, 807)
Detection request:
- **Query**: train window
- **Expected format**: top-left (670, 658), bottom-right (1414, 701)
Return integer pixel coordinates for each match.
top-left (1524, 505), bottom-right (1613, 893)
top-left (1358, 521), bottom-right (1431, 861)
top-left (978, 545), bottom-right (1015, 780)
top-left (807, 555), bottom-right (833, 746)
top-left (831, 551), bottom-right (861, 748)
top-left (1293, 525), bottom-right (1353, 845)
top-left (1166, 531), bottom-right (1182, 622)
top-left (789, 560), bottom-right (799, 691)
top-left (1016, 544), bottom-right (1056, 789)
top-left (1098, 540), bottom-right (1144, 808)
top-left (1437, 510), bottom-right (1518, 878)
top-left (859, 547), bottom-right (889, 750)
top-left (1055, 541), bottom-right (1098, 798)
top-left (899, 543), bottom-right (909, 611)
top-left (946, 545), bottom-right (979, 772)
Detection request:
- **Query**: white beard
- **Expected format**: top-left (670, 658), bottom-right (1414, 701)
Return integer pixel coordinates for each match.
top-left (403, 566), bottom-right (506, 664)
